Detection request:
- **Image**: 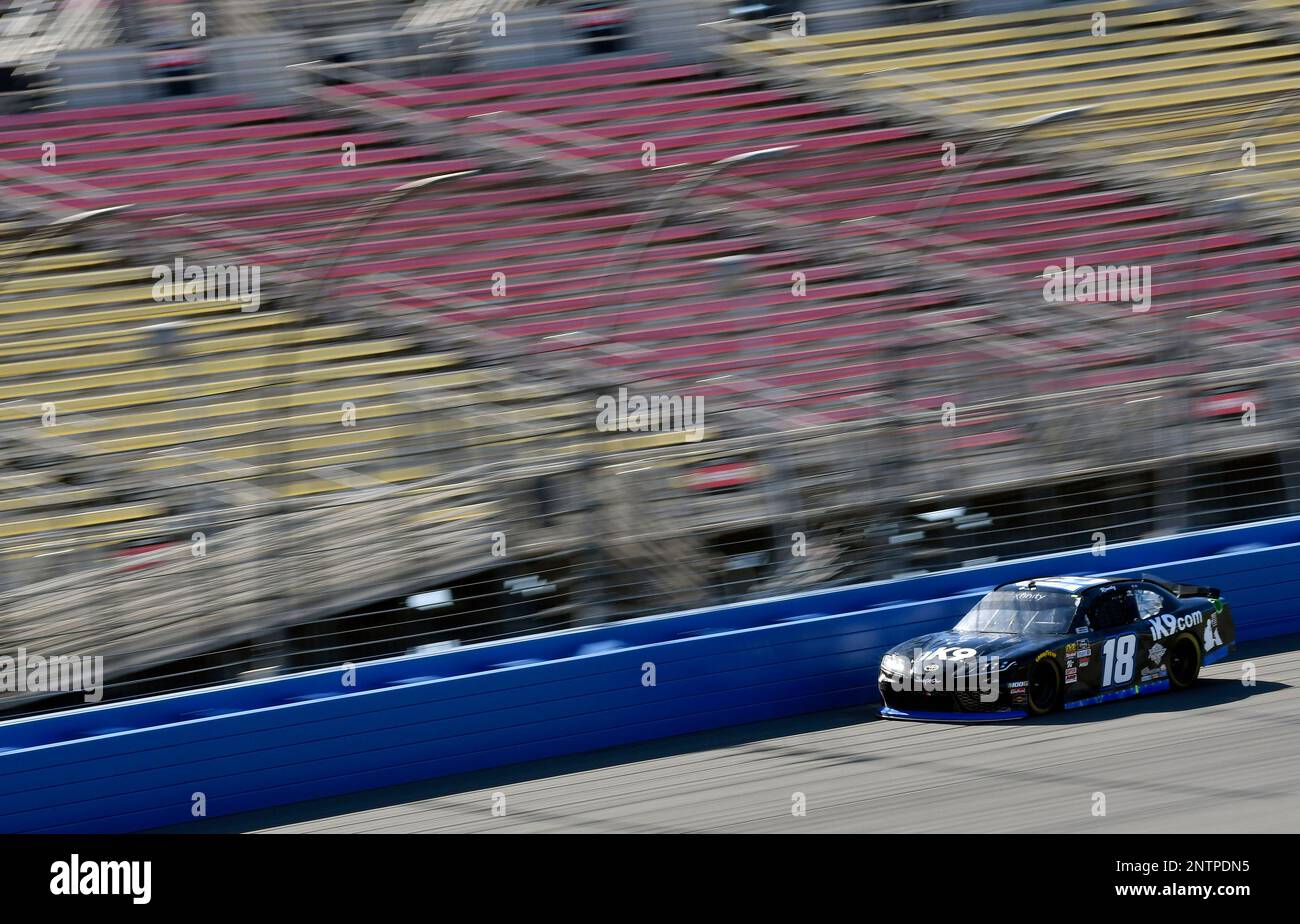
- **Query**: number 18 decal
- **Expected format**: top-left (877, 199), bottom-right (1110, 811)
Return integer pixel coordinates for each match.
top-left (1102, 634), bottom-right (1137, 686)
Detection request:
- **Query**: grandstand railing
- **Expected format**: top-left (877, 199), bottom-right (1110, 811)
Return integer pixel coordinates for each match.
top-left (5, 353), bottom-right (1297, 713)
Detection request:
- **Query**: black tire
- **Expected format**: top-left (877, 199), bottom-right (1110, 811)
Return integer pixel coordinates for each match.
top-left (1027, 658), bottom-right (1062, 716)
top-left (1167, 633), bottom-right (1202, 690)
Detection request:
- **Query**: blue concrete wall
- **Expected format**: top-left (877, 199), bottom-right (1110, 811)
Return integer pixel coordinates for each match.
top-left (3, 515), bottom-right (1299, 832)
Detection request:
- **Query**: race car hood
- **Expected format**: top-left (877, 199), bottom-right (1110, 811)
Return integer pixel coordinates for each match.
top-left (884, 630), bottom-right (1070, 667)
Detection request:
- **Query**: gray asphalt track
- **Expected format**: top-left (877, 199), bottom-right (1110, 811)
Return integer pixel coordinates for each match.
top-left (172, 635), bottom-right (1300, 833)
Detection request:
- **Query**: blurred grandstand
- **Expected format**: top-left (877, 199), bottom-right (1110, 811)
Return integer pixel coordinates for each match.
top-left (3, 0), bottom-right (1300, 714)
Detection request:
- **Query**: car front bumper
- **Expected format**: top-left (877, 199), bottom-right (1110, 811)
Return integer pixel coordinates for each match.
top-left (880, 706), bottom-right (1028, 722)
top-left (877, 674), bottom-right (1028, 722)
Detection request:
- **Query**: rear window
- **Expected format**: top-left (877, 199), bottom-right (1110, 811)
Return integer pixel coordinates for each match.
top-left (954, 588), bottom-right (1078, 635)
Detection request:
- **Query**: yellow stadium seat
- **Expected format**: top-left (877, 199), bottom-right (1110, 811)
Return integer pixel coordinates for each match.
top-left (0, 487), bottom-right (108, 513)
top-left (919, 60), bottom-right (1300, 112)
top-left (851, 32), bottom-right (1281, 83)
top-left (1, 266), bottom-right (152, 294)
top-left (773, 9), bottom-right (1199, 63)
top-left (0, 311), bottom-right (294, 358)
top-left (0, 297), bottom-right (261, 336)
top-left (0, 503), bottom-right (167, 539)
top-left (0, 350), bottom-right (462, 400)
top-left (0, 340), bottom-right (428, 397)
top-left (910, 46), bottom-right (1300, 97)
top-left (0, 322), bottom-right (371, 379)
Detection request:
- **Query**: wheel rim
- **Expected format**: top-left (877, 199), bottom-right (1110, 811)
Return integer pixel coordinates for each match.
top-left (1170, 639), bottom-right (1198, 686)
top-left (1029, 664), bottom-right (1056, 712)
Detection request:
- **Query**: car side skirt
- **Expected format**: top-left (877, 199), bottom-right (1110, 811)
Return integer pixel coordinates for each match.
top-left (1065, 678), bottom-right (1170, 709)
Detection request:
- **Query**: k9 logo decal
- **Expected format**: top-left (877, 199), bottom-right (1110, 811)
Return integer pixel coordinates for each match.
top-left (922, 647), bottom-right (977, 661)
top-left (1147, 609), bottom-right (1204, 641)
top-left (1101, 634), bottom-right (1137, 686)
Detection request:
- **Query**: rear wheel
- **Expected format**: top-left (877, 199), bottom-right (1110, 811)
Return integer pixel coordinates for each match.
top-left (1027, 658), bottom-right (1062, 716)
top-left (1168, 633), bottom-right (1202, 690)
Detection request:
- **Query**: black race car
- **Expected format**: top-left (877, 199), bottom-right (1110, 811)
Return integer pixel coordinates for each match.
top-left (878, 574), bottom-right (1235, 721)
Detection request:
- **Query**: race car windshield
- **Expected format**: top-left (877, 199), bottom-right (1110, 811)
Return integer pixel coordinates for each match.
top-left (954, 589), bottom-right (1079, 635)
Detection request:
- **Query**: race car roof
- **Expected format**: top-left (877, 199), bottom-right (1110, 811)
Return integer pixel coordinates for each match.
top-left (997, 576), bottom-right (1113, 593)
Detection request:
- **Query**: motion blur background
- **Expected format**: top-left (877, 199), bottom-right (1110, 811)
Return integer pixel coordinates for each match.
top-left (2, 0), bottom-right (1297, 716)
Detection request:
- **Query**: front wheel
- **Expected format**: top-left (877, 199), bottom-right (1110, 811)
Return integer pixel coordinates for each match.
top-left (1167, 633), bottom-right (1202, 690)
top-left (1027, 659), bottom-right (1062, 716)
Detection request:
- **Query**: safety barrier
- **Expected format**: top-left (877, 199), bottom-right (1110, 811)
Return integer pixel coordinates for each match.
top-left (2, 514), bottom-right (1300, 832)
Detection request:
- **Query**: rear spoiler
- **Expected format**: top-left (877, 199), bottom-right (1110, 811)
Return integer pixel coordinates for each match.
top-left (1139, 573), bottom-right (1220, 599)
